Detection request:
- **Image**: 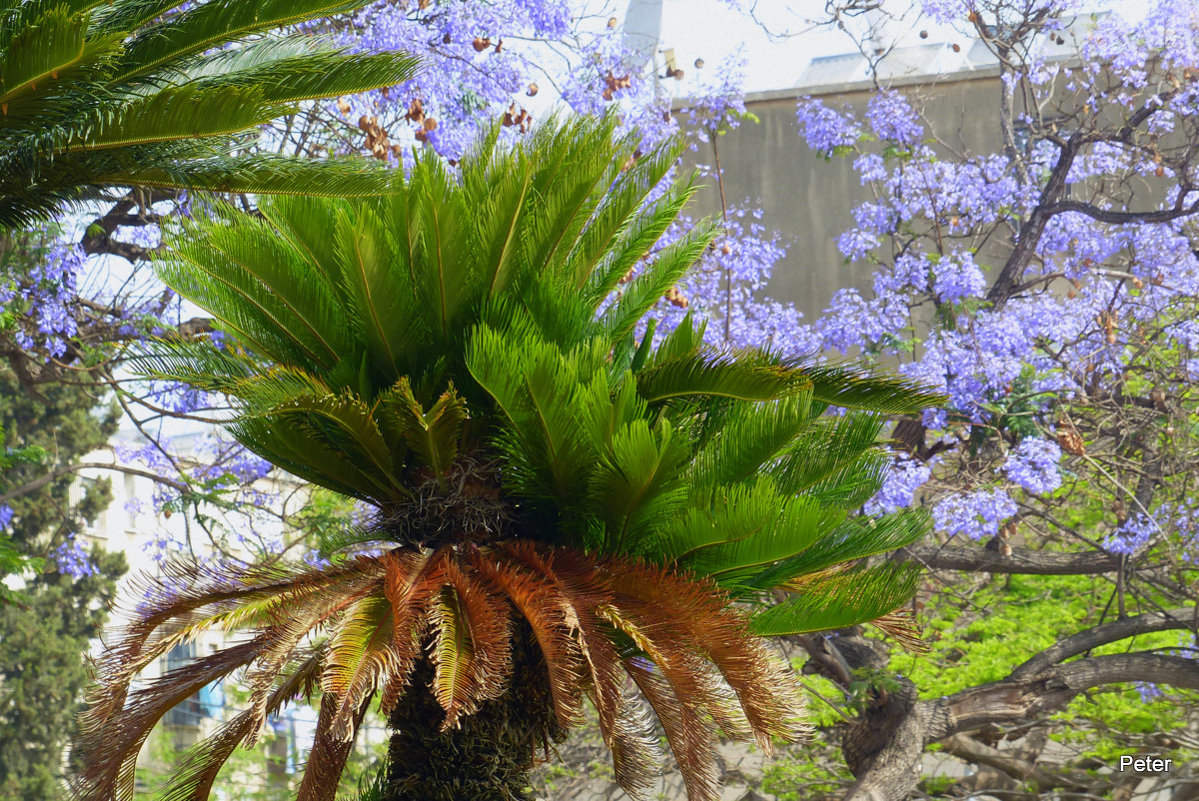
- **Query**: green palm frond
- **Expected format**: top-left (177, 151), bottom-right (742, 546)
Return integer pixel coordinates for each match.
top-left (687, 397), bottom-right (816, 491)
top-left (748, 508), bottom-right (931, 590)
top-left (97, 153), bottom-right (403, 198)
top-left (773, 412), bottom-right (887, 494)
top-left (62, 84), bottom-right (286, 151)
top-left (110, 0), bottom-right (378, 83)
top-left (790, 362), bottom-right (948, 414)
top-left (749, 562), bottom-right (925, 637)
top-left (0, 4), bottom-right (88, 105)
top-left (590, 419), bottom-right (691, 554)
top-left (679, 492), bottom-right (846, 584)
top-left (374, 380), bottom-right (465, 481)
top-left (0, 0), bottom-right (419, 228)
top-left (598, 222), bottom-right (716, 342)
top-left (635, 351), bottom-right (813, 404)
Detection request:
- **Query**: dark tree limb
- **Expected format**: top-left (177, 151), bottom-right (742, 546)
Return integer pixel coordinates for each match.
top-left (1010, 607), bottom-right (1198, 680)
top-left (939, 733), bottom-right (1071, 792)
top-left (805, 620), bottom-right (1199, 801)
top-left (939, 653), bottom-right (1199, 737)
top-left (897, 544), bottom-right (1120, 575)
top-left (0, 461), bottom-right (190, 504)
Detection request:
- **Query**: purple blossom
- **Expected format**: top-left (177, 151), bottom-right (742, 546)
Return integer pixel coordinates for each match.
top-left (6, 238), bottom-right (85, 359)
top-left (931, 251), bottom-right (986, 302)
top-left (1004, 437), bottom-right (1063, 494)
top-left (795, 98), bottom-right (860, 155)
top-left (865, 91), bottom-right (922, 145)
top-left (864, 454), bottom-right (934, 515)
top-left (53, 533), bottom-right (97, 578)
top-left (0, 504), bottom-right (12, 531)
top-left (933, 488), bottom-right (1018, 540)
top-left (1102, 514), bottom-right (1158, 556)
top-left (1135, 682), bottom-right (1164, 702)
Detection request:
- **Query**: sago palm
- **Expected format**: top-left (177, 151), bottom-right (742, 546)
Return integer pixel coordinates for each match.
top-left (0, 0), bottom-right (419, 228)
top-left (73, 117), bottom-right (943, 801)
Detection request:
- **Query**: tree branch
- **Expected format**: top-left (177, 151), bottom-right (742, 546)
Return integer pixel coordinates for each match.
top-left (0, 461), bottom-right (189, 504)
top-left (940, 653), bottom-right (1199, 737)
top-left (897, 544), bottom-right (1121, 575)
top-left (1010, 607), bottom-right (1198, 680)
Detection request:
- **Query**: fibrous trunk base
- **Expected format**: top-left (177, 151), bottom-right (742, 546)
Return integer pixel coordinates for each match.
top-left (382, 631), bottom-right (563, 801)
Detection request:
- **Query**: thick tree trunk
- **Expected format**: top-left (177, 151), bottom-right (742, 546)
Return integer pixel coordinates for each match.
top-left (382, 629), bottom-right (563, 801)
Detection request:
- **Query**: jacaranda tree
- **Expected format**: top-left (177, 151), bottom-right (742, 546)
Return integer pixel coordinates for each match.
top-left (71, 117), bottom-right (942, 801)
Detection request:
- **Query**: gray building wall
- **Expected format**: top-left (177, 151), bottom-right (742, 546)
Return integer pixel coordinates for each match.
top-left (678, 70), bottom-right (1009, 320)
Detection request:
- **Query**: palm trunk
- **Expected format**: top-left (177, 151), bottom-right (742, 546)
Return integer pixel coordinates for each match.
top-left (382, 628), bottom-right (563, 801)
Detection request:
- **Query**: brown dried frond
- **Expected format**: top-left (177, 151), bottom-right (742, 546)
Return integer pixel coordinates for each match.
top-left (469, 548), bottom-right (587, 729)
top-left (73, 638), bottom-right (267, 801)
top-left (76, 567), bottom-right (383, 801)
top-left (609, 562), bottom-right (809, 749)
top-left (86, 556), bottom-right (378, 730)
top-left (78, 541), bottom-right (810, 801)
top-left (430, 559), bottom-right (514, 729)
top-left (149, 646), bottom-right (325, 801)
top-left (446, 559), bottom-right (513, 698)
top-left (378, 549), bottom-right (442, 714)
top-left (599, 602), bottom-right (721, 800)
top-left (502, 544), bottom-right (657, 790)
top-left (297, 691), bottom-right (371, 801)
top-left (870, 608), bottom-right (930, 654)
top-left (626, 656), bottom-right (720, 801)
top-left (323, 587), bottom-right (394, 740)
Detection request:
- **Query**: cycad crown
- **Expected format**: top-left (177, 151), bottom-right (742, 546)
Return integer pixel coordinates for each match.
top-left (76, 117), bottom-right (943, 801)
top-left (0, 0), bottom-right (419, 227)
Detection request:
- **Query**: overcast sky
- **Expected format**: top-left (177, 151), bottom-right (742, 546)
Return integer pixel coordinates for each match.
top-left (654, 0), bottom-right (1152, 93)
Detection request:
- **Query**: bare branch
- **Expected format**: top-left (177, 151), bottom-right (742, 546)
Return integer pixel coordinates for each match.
top-left (897, 544), bottom-right (1121, 575)
top-left (941, 653), bottom-right (1199, 737)
top-left (0, 461), bottom-right (190, 505)
top-left (1010, 607), bottom-right (1199, 680)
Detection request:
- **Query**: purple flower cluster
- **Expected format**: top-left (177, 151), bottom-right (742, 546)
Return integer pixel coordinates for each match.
top-left (0, 504), bottom-right (12, 531)
top-left (679, 50), bottom-right (750, 143)
top-left (931, 251), bottom-right (986, 303)
top-left (324, 0), bottom-right (680, 161)
top-left (5, 239), bottom-right (84, 359)
top-left (932, 488), bottom-right (1018, 540)
top-left (648, 206), bottom-right (819, 356)
top-left (795, 98), bottom-right (860, 155)
top-left (1003, 437), bottom-right (1063, 495)
top-left (53, 533), bottom-right (97, 578)
top-left (865, 91), bottom-right (922, 146)
top-left (1102, 514), bottom-right (1159, 556)
top-left (864, 454), bottom-right (934, 516)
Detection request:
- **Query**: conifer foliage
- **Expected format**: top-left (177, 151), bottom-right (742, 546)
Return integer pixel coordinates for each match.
top-left (74, 118), bottom-right (943, 801)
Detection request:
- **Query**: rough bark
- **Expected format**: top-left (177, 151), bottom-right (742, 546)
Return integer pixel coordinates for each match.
top-left (896, 544), bottom-right (1121, 575)
top-left (382, 629), bottom-right (563, 801)
top-left (798, 625), bottom-right (1199, 801)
